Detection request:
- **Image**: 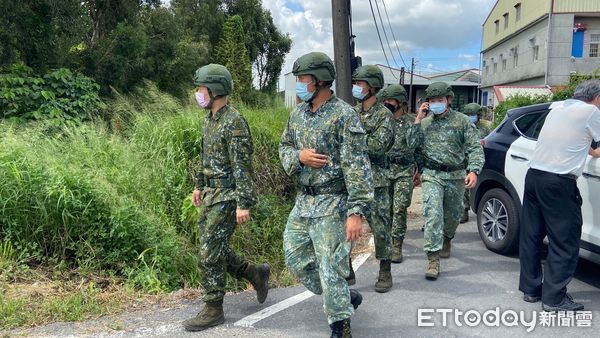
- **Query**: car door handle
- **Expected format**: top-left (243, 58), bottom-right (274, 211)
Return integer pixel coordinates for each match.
top-left (510, 154), bottom-right (529, 161)
top-left (583, 172), bottom-right (600, 180)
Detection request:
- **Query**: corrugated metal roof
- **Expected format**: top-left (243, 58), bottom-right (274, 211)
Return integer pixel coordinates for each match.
top-left (377, 65), bottom-right (479, 87)
top-left (493, 86), bottom-right (553, 101)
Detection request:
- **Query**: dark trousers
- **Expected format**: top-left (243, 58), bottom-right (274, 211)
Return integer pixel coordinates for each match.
top-left (519, 168), bottom-right (583, 306)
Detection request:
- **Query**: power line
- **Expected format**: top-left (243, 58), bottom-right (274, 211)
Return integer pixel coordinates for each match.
top-left (381, 0), bottom-right (408, 69)
top-left (373, 0), bottom-right (400, 69)
top-left (368, 0), bottom-right (397, 79)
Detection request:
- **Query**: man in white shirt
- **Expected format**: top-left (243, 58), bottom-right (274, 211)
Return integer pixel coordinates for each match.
top-left (519, 80), bottom-right (600, 312)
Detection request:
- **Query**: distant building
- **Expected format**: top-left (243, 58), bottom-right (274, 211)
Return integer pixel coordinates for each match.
top-left (480, 0), bottom-right (600, 107)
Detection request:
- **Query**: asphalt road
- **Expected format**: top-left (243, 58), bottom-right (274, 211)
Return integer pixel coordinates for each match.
top-left (9, 215), bottom-right (600, 337)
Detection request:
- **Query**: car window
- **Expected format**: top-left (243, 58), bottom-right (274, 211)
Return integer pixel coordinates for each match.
top-left (513, 111), bottom-right (548, 140)
top-left (531, 113), bottom-right (548, 139)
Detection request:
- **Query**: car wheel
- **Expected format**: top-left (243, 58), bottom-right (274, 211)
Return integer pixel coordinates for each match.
top-left (476, 188), bottom-right (520, 254)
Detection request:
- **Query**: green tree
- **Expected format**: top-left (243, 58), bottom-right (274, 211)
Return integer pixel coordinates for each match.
top-left (214, 15), bottom-right (253, 101)
top-left (226, 0), bottom-right (291, 93)
top-left (0, 0), bottom-right (87, 71)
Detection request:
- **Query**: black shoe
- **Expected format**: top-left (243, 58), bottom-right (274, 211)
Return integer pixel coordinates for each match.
top-left (523, 294), bottom-right (541, 303)
top-left (542, 296), bottom-right (584, 312)
top-left (329, 318), bottom-right (351, 338)
top-left (350, 289), bottom-right (362, 310)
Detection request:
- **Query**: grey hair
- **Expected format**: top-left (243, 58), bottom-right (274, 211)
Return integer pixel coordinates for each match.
top-left (573, 80), bottom-right (600, 102)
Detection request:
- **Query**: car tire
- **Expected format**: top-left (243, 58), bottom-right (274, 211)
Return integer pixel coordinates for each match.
top-left (476, 188), bottom-right (520, 254)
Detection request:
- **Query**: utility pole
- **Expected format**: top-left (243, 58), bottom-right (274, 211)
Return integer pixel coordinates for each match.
top-left (332, 0), bottom-right (353, 104)
top-left (408, 57), bottom-right (415, 113)
top-left (400, 67), bottom-right (405, 85)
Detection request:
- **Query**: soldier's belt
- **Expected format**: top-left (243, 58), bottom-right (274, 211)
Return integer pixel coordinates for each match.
top-left (203, 177), bottom-right (236, 188)
top-left (423, 160), bottom-right (467, 172)
top-left (389, 155), bottom-right (414, 166)
top-left (369, 155), bottom-right (388, 167)
top-left (300, 180), bottom-right (347, 196)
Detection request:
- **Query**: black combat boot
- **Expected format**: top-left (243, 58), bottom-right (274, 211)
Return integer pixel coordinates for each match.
top-left (243, 263), bottom-right (270, 303)
top-left (349, 289), bottom-right (362, 310)
top-left (330, 318), bottom-right (352, 338)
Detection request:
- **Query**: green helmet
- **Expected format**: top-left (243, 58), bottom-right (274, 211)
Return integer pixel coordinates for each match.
top-left (378, 84), bottom-right (407, 104)
top-left (425, 81), bottom-right (454, 99)
top-left (292, 52), bottom-right (336, 82)
top-left (193, 64), bottom-right (233, 96)
top-left (463, 103), bottom-right (483, 116)
top-left (352, 65), bottom-right (384, 89)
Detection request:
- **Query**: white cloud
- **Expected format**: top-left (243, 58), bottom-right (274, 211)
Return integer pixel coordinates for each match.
top-left (262, 0), bottom-right (496, 87)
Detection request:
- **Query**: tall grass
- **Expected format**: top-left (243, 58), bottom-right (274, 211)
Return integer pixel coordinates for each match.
top-left (0, 83), bottom-right (294, 293)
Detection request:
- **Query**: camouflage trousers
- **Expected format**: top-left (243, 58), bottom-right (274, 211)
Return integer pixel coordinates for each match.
top-left (390, 176), bottom-right (414, 240)
top-left (367, 187), bottom-right (392, 260)
top-left (463, 187), bottom-right (471, 211)
top-left (283, 209), bottom-right (353, 324)
top-left (422, 175), bottom-right (465, 252)
top-left (198, 201), bottom-right (248, 303)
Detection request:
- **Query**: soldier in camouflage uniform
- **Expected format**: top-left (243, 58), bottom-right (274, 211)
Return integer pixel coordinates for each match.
top-left (183, 64), bottom-right (270, 332)
top-left (280, 52), bottom-right (373, 338)
top-left (350, 65), bottom-right (395, 293)
top-left (409, 82), bottom-right (484, 279)
top-left (378, 84), bottom-right (418, 264)
top-left (460, 103), bottom-right (492, 223)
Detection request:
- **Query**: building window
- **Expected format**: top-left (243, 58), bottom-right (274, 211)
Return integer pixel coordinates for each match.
top-left (502, 59), bottom-right (507, 71)
top-left (515, 3), bottom-right (521, 22)
top-left (590, 33), bottom-right (600, 58)
top-left (503, 13), bottom-right (509, 29)
top-left (512, 47), bottom-right (519, 67)
top-left (485, 65), bottom-right (489, 75)
top-left (533, 45), bottom-right (539, 61)
top-left (495, 20), bottom-right (499, 34)
top-left (494, 63), bottom-right (498, 73)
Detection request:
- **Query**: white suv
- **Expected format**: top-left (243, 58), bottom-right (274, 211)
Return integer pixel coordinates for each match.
top-left (470, 101), bottom-right (600, 264)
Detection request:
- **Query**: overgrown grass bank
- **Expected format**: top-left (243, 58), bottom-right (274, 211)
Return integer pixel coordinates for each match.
top-left (0, 85), bottom-right (294, 329)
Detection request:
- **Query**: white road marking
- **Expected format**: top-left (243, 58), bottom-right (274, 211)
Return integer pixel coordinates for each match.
top-left (233, 236), bottom-right (374, 328)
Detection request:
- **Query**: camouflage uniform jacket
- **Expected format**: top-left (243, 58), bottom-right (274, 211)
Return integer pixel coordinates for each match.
top-left (408, 109), bottom-right (484, 180)
top-left (354, 102), bottom-right (394, 188)
top-left (279, 94), bottom-right (374, 218)
top-left (195, 104), bottom-right (257, 209)
top-left (477, 120), bottom-right (492, 139)
top-left (388, 113), bottom-right (417, 179)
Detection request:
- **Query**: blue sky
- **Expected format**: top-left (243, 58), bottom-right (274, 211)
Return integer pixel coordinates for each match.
top-left (263, 0), bottom-right (497, 82)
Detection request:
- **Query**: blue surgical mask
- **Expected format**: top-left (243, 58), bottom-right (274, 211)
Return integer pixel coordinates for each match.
top-left (469, 115), bottom-right (479, 124)
top-left (352, 84), bottom-right (366, 100)
top-left (296, 82), bottom-right (315, 102)
top-left (429, 102), bottom-right (447, 115)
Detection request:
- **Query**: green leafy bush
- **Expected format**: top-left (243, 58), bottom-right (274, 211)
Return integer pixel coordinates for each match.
top-left (493, 94), bottom-right (551, 128)
top-left (0, 65), bottom-right (104, 124)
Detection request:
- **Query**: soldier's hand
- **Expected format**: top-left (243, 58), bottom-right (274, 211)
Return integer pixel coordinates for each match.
top-left (299, 149), bottom-right (328, 168)
top-left (413, 172), bottom-right (421, 187)
top-left (192, 189), bottom-right (202, 207)
top-left (415, 102), bottom-right (430, 123)
top-left (345, 214), bottom-right (363, 241)
top-left (236, 209), bottom-right (250, 225)
top-left (465, 172), bottom-right (478, 189)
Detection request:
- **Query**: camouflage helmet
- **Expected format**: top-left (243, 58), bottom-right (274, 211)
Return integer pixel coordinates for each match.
top-left (425, 81), bottom-right (454, 99)
top-left (352, 65), bottom-right (384, 89)
top-left (193, 64), bottom-right (233, 96)
top-left (378, 84), bottom-right (407, 104)
top-left (292, 52), bottom-right (336, 82)
top-left (463, 103), bottom-right (483, 116)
